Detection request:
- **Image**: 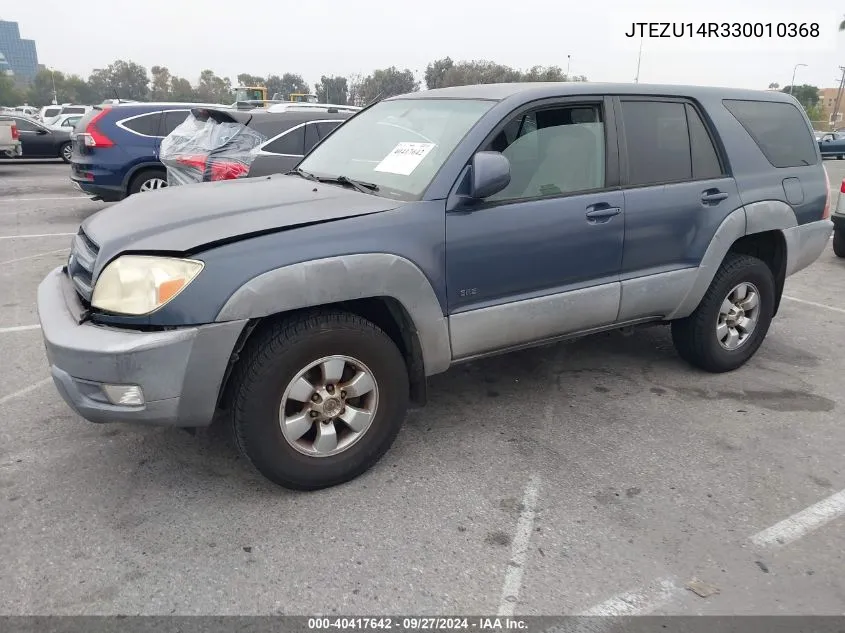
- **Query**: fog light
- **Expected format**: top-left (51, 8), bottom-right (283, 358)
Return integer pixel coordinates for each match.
top-left (102, 384), bottom-right (145, 406)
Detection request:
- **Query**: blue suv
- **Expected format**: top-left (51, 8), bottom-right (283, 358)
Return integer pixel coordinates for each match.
top-left (41, 83), bottom-right (833, 490)
top-left (70, 102), bottom-right (216, 202)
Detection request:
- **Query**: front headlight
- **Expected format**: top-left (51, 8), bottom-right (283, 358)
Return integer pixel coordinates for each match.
top-left (91, 255), bottom-right (204, 315)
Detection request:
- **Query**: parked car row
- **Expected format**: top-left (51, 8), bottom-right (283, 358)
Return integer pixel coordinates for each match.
top-left (69, 101), bottom-right (358, 200)
top-left (0, 112), bottom-right (74, 162)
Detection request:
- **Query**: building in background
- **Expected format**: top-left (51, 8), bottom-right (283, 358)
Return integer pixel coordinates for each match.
top-left (0, 20), bottom-right (38, 85)
top-left (819, 87), bottom-right (844, 126)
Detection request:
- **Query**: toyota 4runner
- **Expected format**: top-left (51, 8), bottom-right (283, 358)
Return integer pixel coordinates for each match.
top-left (37, 83), bottom-right (834, 490)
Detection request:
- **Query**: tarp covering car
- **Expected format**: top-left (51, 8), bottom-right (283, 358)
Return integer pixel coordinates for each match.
top-left (160, 108), bottom-right (267, 186)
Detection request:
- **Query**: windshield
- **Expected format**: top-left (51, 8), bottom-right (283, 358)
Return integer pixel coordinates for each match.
top-left (297, 98), bottom-right (495, 199)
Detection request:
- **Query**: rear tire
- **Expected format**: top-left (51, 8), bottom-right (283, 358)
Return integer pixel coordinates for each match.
top-left (671, 253), bottom-right (775, 373)
top-left (128, 168), bottom-right (167, 196)
top-left (231, 310), bottom-right (410, 490)
top-left (834, 228), bottom-right (845, 258)
top-left (59, 142), bottom-right (72, 164)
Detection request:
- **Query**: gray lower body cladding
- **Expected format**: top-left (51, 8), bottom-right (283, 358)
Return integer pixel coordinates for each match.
top-left (37, 267), bottom-right (247, 427)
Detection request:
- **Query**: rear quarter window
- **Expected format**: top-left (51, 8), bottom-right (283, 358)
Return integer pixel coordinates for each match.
top-left (120, 112), bottom-right (162, 137)
top-left (262, 126), bottom-right (306, 155)
top-left (723, 99), bottom-right (818, 168)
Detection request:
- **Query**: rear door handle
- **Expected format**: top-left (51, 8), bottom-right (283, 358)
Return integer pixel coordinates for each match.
top-left (701, 190), bottom-right (729, 204)
top-left (585, 205), bottom-right (622, 223)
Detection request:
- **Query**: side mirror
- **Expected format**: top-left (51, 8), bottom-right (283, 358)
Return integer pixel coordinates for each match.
top-left (469, 151), bottom-right (510, 199)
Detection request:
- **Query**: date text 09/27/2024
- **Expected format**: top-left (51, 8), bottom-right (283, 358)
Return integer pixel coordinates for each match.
top-left (624, 22), bottom-right (820, 38)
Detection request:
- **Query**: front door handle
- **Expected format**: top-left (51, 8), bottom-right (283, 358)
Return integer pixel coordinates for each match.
top-left (701, 190), bottom-right (729, 204)
top-left (585, 205), bottom-right (622, 223)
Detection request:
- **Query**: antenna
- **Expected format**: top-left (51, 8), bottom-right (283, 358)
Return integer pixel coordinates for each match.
top-left (634, 38), bottom-right (643, 83)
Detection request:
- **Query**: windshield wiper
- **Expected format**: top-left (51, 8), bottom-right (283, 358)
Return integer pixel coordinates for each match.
top-left (287, 167), bottom-right (319, 181)
top-left (318, 175), bottom-right (380, 194)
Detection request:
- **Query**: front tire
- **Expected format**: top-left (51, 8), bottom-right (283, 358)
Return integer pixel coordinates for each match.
top-left (671, 253), bottom-right (775, 373)
top-left (231, 311), bottom-right (410, 490)
top-left (834, 228), bottom-right (845, 258)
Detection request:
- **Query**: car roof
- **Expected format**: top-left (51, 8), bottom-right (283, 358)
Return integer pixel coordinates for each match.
top-left (105, 102), bottom-right (229, 110)
top-left (390, 82), bottom-right (799, 104)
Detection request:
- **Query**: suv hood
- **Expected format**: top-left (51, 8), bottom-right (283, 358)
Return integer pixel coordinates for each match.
top-left (83, 174), bottom-right (401, 273)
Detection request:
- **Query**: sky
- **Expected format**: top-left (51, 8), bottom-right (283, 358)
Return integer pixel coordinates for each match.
top-left (3, 0), bottom-right (845, 90)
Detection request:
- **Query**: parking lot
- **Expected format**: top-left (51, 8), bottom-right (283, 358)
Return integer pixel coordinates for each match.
top-left (0, 158), bottom-right (844, 616)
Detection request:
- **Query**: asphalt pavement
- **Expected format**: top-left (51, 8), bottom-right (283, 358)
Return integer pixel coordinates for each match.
top-left (0, 158), bottom-right (843, 616)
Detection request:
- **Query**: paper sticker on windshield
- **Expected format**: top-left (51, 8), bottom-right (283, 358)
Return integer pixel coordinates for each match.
top-left (374, 142), bottom-right (435, 175)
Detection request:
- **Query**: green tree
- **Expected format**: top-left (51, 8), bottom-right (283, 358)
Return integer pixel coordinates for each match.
top-left (63, 75), bottom-right (98, 104)
top-left (346, 73), bottom-right (365, 106)
top-left (522, 65), bottom-right (567, 82)
top-left (237, 73), bottom-right (265, 86)
top-left (195, 69), bottom-right (232, 103)
top-left (840, 15), bottom-right (844, 30)
top-left (26, 69), bottom-right (63, 106)
top-left (170, 76), bottom-right (196, 102)
top-left (315, 75), bottom-right (348, 104)
top-left (359, 67), bottom-right (418, 104)
top-left (425, 59), bottom-right (579, 89)
top-left (424, 57), bottom-right (454, 89)
top-left (266, 73), bottom-right (309, 100)
top-left (0, 74), bottom-right (23, 106)
top-left (88, 60), bottom-right (150, 101)
top-left (150, 65), bottom-right (172, 101)
top-left (782, 84), bottom-right (820, 109)
top-left (768, 82), bottom-right (780, 90)
top-left (806, 103), bottom-right (824, 122)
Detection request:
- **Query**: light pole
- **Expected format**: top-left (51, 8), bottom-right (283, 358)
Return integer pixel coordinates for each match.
top-left (789, 63), bottom-right (807, 95)
top-left (567, 55), bottom-right (571, 78)
top-left (50, 68), bottom-right (58, 105)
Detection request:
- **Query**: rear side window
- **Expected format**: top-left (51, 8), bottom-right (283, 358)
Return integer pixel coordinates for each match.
top-left (161, 110), bottom-right (189, 136)
top-left (723, 99), bottom-right (817, 168)
top-left (316, 121), bottom-right (341, 138)
top-left (120, 112), bottom-right (162, 137)
top-left (262, 126), bottom-right (305, 155)
top-left (304, 122), bottom-right (320, 153)
top-left (43, 107), bottom-right (61, 118)
top-left (621, 100), bottom-right (724, 186)
top-left (621, 101), bottom-right (691, 185)
top-left (685, 104), bottom-right (723, 179)
top-left (13, 117), bottom-right (41, 132)
top-left (62, 107), bottom-right (86, 114)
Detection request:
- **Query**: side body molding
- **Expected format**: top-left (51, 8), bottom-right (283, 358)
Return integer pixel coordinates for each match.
top-left (215, 254), bottom-right (452, 376)
top-left (666, 200), bottom-right (796, 320)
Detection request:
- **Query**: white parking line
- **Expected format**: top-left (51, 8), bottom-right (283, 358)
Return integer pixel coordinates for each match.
top-left (0, 248), bottom-right (68, 265)
top-left (0, 378), bottom-right (52, 407)
top-left (577, 578), bottom-right (679, 616)
top-left (497, 474), bottom-right (541, 617)
top-left (0, 196), bottom-right (91, 203)
top-left (783, 295), bottom-right (845, 314)
top-left (750, 489), bottom-right (845, 548)
top-left (0, 324), bottom-right (41, 334)
top-left (0, 232), bottom-right (75, 240)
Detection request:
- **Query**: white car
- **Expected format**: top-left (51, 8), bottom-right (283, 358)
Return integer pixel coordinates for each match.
top-left (39, 104), bottom-right (91, 122)
top-left (46, 113), bottom-right (83, 130)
